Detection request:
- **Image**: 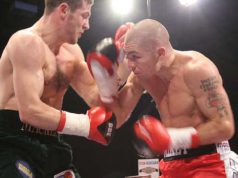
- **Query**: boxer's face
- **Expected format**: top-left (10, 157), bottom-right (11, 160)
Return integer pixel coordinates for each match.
top-left (64, 2), bottom-right (92, 43)
top-left (125, 43), bottom-right (157, 78)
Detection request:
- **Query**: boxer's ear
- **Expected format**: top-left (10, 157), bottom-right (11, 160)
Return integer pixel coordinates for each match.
top-left (157, 47), bottom-right (165, 57)
top-left (58, 3), bottom-right (70, 18)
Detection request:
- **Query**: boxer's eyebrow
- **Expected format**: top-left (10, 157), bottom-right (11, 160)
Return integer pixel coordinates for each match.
top-left (125, 50), bottom-right (137, 56)
top-left (124, 51), bottom-right (137, 59)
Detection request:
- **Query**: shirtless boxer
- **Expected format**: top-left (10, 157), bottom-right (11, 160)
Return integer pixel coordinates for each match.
top-left (0, 0), bottom-right (119, 177)
top-left (89, 19), bottom-right (238, 177)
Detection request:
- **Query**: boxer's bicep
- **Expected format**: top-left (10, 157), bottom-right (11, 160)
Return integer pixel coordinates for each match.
top-left (196, 79), bottom-right (232, 122)
top-left (188, 65), bottom-right (233, 122)
top-left (7, 34), bottom-right (45, 112)
top-left (185, 63), bottom-right (234, 143)
top-left (70, 45), bottom-right (101, 107)
top-left (195, 76), bottom-right (234, 143)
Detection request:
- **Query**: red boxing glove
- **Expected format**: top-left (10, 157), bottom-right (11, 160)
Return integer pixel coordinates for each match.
top-left (134, 115), bottom-right (171, 154)
top-left (134, 115), bottom-right (200, 154)
top-left (87, 38), bottom-right (119, 103)
top-left (114, 22), bottom-right (134, 50)
top-left (87, 107), bottom-right (116, 145)
top-left (87, 38), bottom-right (118, 77)
top-left (57, 106), bottom-right (116, 145)
top-left (114, 22), bottom-right (134, 86)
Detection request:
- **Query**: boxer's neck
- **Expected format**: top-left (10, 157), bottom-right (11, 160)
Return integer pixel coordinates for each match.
top-left (32, 16), bottom-right (64, 54)
top-left (156, 50), bottom-right (177, 82)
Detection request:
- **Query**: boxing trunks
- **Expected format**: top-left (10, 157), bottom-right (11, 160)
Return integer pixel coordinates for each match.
top-left (160, 141), bottom-right (238, 178)
top-left (0, 110), bottom-right (81, 178)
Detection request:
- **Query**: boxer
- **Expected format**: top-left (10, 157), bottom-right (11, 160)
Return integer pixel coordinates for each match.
top-left (0, 0), bottom-right (117, 177)
top-left (91, 18), bottom-right (238, 178)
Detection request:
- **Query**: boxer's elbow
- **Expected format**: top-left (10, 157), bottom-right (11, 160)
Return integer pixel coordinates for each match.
top-left (219, 119), bottom-right (235, 140)
top-left (18, 104), bottom-right (40, 123)
top-left (19, 108), bottom-right (33, 123)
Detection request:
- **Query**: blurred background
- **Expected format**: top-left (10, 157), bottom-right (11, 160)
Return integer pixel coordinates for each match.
top-left (0, 0), bottom-right (238, 177)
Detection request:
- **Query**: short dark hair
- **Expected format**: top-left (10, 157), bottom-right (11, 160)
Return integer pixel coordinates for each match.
top-left (44, 0), bottom-right (94, 14)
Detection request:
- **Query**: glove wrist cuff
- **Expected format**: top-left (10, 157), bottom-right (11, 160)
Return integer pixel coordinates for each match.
top-left (167, 127), bottom-right (200, 149)
top-left (56, 111), bottom-right (66, 132)
top-left (57, 111), bottom-right (90, 137)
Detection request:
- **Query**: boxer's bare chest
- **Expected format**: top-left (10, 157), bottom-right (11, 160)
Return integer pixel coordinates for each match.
top-left (143, 72), bottom-right (196, 120)
top-left (41, 46), bottom-right (76, 103)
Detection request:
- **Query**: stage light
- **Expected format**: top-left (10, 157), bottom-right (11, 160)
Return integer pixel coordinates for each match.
top-left (110, 0), bottom-right (134, 16)
top-left (179, 0), bottom-right (198, 7)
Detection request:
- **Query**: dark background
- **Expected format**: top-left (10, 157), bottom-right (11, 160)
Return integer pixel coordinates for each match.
top-left (0, 0), bottom-right (238, 177)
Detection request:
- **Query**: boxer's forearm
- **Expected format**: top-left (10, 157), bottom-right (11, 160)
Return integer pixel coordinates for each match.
top-left (109, 85), bottom-right (144, 128)
top-left (196, 118), bottom-right (234, 145)
top-left (165, 113), bottom-right (234, 146)
top-left (19, 101), bottom-right (61, 130)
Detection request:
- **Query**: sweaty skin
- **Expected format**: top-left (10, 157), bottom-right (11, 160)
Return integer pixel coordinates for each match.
top-left (0, 1), bottom-right (100, 130)
top-left (111, 19), bottom-right (234, 146)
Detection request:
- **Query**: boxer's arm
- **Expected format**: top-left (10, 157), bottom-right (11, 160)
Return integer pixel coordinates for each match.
top-left (185, 60), bottom-right (234, 145)
top-left (6, 34), bottom-right (116, 145)
top-left (7, 32), bottom-right (61, 130)
top-left (108, 73), bottom-right (144, 127)
top-left (69, 44), bottom-right (101, 107)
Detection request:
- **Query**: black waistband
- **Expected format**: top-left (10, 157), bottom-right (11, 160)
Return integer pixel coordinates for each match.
top-left (0, 109), bottom-right (58, 137)
top-left (163, 144), bottom-right (217, 161)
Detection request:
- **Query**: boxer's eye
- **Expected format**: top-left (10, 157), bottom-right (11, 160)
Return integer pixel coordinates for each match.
top-left (81, 12), bottom-right (90, 19)
top-left (130, 54), bottom-right (140, 61)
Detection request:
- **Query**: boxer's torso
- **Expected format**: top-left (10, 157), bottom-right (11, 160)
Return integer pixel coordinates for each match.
top-left (140, 51), bottom-right (211, 128)
top-left (0, 29), bottom-right (81, 110)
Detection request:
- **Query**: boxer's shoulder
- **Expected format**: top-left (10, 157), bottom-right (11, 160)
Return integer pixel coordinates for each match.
top-left (11, 28), bottom-right (43, 43)
top-left (185, 60), bottom-right (218, 79)
top-left (182, 51), bottom-right (217, 78)
top-left (183, 58), bottom-right (221, 95)
top-left (7, 29), bottom-right (46, 56)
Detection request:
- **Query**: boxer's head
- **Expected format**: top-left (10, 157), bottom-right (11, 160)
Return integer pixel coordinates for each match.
top-left (44, 0), bottom-right (94, 14)
top-left (44, 0), bottom-right (94, 43)
top-left (124, 19), bottom-right (173, 77)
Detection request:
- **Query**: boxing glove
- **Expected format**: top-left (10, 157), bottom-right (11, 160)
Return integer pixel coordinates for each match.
top-left (133, 115), bottom-right (200, 154)
top-left (114, 22), bottom-right (134, 51)
top-left (87, 38), bottom-right (120, 103)
top-left (114, 22), bottom-right (134, 86)
top-left (57, 106), bottom-right (116, 145)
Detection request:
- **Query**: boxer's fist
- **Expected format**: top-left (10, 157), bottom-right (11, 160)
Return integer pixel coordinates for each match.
top-left (115, 22), bottom-right (134, 50)
top-left (133, 115), bottom-right (200, 154)
top-left (87, 38), bottom-right (119, 103)
top-left (87, 106), bottom-right (116, 145)
top-left (87, 38), bottom-right (118, 77)
top-left (114, 22), bottom-right (134, 86)
top-left (134, 115), bottom-right (171, 154)
top-left (57, 106), bottom-right (117, 145)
